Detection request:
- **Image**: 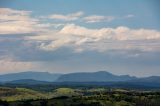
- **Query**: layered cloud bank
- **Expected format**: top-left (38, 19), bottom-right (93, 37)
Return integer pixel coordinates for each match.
top-left (1, 8), bottom-right (159, 52)
top-left (0, 8), bottom-right (160, 75)
top-left (27, 24), bottom-right (160, 53)
top-left (1, 8), bottom-right (160, 57)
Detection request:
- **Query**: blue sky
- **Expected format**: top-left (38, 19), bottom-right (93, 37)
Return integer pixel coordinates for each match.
top-left (0, 0), bottom-right (160, 77)
top-left (1, 0), bottom-right (160, 29)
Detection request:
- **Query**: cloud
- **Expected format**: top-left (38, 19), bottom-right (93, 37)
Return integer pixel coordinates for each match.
top-left (49, 11), bottom-right (84, 21)
top-left (83, 15), bottom-right (114, 23)
top-left (0, 8), bottom-right (32, 20)
top-left (49, 12), bottom-right (134, 23)
top-left (125, 14), bottom-right (135, 18)
top-left (59, 24), bottom-right (160, 40)
top-left (39, 38), bottom-right (72, 51)
top-left (27, 24), bottom-right (160, 52)
top-left (0, 8), bottom-right (50, 34)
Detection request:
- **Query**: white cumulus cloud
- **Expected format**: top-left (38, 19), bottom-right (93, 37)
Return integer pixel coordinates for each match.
top-left (27, 24), bottom-right (160, 52)
top-left (83, 15), bottom-right (114, 23)
top-left (49, 11), bottom-right (84, 21)
top-left (0, 8), bottom-right (50, 34)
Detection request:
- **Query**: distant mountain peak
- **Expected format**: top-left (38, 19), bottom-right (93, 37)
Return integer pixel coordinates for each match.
top-left (57, 71), bottom-right (135, 82)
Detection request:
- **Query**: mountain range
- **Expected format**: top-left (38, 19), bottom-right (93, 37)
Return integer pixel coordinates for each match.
top-left (0, 71), bottom-right (160, 84)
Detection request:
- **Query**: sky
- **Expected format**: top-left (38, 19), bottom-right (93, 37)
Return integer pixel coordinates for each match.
top-left (0, 0), bottom-right (160, 77)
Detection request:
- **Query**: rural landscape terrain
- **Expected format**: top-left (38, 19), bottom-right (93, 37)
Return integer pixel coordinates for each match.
top-left (0, 71), bottom-right (160, 106)
top-left (0, 0), bottom-right (160, 106)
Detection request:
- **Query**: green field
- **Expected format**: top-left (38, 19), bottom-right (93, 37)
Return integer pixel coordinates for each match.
top-left (0, 86), bottom-right (160, 106)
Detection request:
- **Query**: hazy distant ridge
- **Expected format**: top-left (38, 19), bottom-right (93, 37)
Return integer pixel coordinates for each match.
top-left (57, 71), bottom-right (137, 82)
top-left (0, 71), bottom-right (61, 82)
top-left (0, 71), bottom-right (160, 84)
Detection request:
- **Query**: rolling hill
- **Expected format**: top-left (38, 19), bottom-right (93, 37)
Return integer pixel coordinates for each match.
top-left (0, 87), bottom-right (46, 101)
